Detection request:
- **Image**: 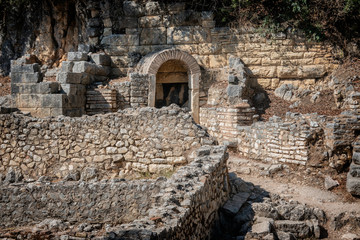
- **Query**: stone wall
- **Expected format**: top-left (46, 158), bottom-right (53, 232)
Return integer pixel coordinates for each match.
top-left (0, 105), bottom-right (213, 180)
top-left (100, 1), bottom-right (337, 93)
top-left (236, 114), bottom-right (326, 165)
top-left (10, 52), bottom-right (113, 117)
top-left (0, 145), bottom-right (229, 240)
top-left (0, 178), bottom-right (163, 228)
top-left (200, 105), bottom-right (258, 144)
top-left (107, 145), bottom-right (230, 240)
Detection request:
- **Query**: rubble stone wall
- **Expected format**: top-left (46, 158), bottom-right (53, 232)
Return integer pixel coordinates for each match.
top-left (0, 106), bottom-right (212, 180)
top-left (0, 179), bottom-right (163, 228)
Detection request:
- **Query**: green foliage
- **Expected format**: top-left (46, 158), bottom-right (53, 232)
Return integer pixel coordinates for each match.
top-left (210, 0), bottom-right (359, 56)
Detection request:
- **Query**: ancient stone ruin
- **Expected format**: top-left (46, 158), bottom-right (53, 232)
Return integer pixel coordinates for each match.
top-left (1, 1), bottom-right (360, 239)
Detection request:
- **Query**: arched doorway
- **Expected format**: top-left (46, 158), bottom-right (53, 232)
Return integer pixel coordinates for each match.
top-left (138, 49), bottom-right (201, 123)
top-left (155, 60), bottom-right (189, 108)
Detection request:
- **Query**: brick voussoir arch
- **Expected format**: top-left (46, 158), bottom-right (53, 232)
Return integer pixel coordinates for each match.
top-left (141, 49), bottom-right (201, 76)
top-left (138, 48), bottom-right (201, 123)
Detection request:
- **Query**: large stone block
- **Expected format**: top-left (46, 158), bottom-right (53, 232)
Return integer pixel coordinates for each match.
top-left (278, 66), bottom-right (298, 78)
top-left (60, 61), bottom-right (74, 73)
top-left (11, 63), bottom-right (40, 73)
top-left (72, 62), bottom-right (110, 77)
top-left (17, 94), bottom-right (42, 108)
top-left (90, 53), bottom-right (111, 66)
top-left (14, 82), bottom-right (59, 94)
top-left (353, 152), bottom-right (360, 165)
top-left (61, 84), bottom-right (86, 96)
top-left (42, 94), bottom-right (67, 108)
top-left (193, 26), bottom-right (210, 43)
top-left (298, 65), bottom-right (325, 78)
top-left (57, 72), bottom-right (91, 84)
top-left (11, 72), bottom-right (41, 83)
top-left (139, 16), bottom-right (161, 28)
top-left (144, 1), bottom-right (161, 15)
top-left (347, 173), bottom-right (360, 195)
top-left (123, 1), bottom-right (143, 16)
top-left (140, 27), bottom-right (166, 45)
top-left (167, 27), bottom-right (193, 44)
top-left (38, 82), bottom-right (60, 94)
top-left (101, 34), bottom-right (139, 46)
top-left (67, 52), bottom-right (88, 61)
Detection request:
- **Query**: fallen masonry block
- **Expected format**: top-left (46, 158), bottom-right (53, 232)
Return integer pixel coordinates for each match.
top-left (11, 72), bottom-right (41, 83)
top-left (274, 220), bottom-right (312, 238)
top-left (67, 52), bottom-right (88, 61)
top-left (222, 192), bottom-right (250, 216)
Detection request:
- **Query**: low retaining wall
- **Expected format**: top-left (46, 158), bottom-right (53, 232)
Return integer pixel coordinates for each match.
top-left (236, 114), bottom-right (325, 165)
top-left (0, 179), bottom-right (163, 228)
top-left (0, 145), bottom-right (229, 240)
top-left (0, 105), bottom-right (213, 179)
top-left (200, 105), bottom-right (258, 143)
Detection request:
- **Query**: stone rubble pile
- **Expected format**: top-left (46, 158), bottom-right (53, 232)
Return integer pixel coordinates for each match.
top-left (212, 173), bottom-right (327, 240)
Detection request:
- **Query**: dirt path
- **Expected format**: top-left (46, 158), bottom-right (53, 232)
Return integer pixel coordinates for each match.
top-left (228, 155), bottom-right (360, 239)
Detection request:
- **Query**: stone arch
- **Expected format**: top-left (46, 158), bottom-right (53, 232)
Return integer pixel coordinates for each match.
top-left (139, 49), bottom-right (200, 123)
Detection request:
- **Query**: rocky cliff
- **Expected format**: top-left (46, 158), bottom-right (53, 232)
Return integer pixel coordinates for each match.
top-left (0, 0), bottom-right (104, 75)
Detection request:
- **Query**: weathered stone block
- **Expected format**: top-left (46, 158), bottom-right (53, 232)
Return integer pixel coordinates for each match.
top-left (274, 220), bottom-right (311, 238)
top-left (249, 66), bottom-right (277, 78)
top-left (139, 16), bottom-right (161, 28)
top-left (18, 94), bottom-right (42, 108)
top-left (11, 63), bottom-right (40, 73)
top-left (140, 27), bottom-right (167, 45)
top-left (11, 84), bottom-right (20, 94)
top-left (101, 34), bottom-right (139, 46)
top-left (298, 65), bottom-right (325, 78)
top-left (167, 27), bottom-right (192, 44)
top-left (353, 152), bottom-right (360, 165)
top-left (193, 27), bottom-right (209, 43)
top-left (11, 72), bottom-right (41, 84)
top-left (278, 66), bottom-right (298, 78)
top-left (198, 43), bottom-right (221, 55)
top-left (90, 53), bottom-right (111, 66)
top-left (72, 62), bottom-right (110, 77)
top-left (123, 1), bottom-right (143, 16)
top-left (42, 94), bottom-right (67, 108)
top-left (67, 52), bottom-right (88, 61)
top-left (144, 1), bottom-right (161, 15)
top-left (60, 84), bottom-right (86, 98)
top-left (60, 61), bottom-right (74, 73)
top-left (57, 72), bottom-right (86, 84)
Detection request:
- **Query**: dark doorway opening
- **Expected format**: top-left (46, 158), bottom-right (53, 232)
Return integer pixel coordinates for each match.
top-left (155, 83), bottom-right (189, 108)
